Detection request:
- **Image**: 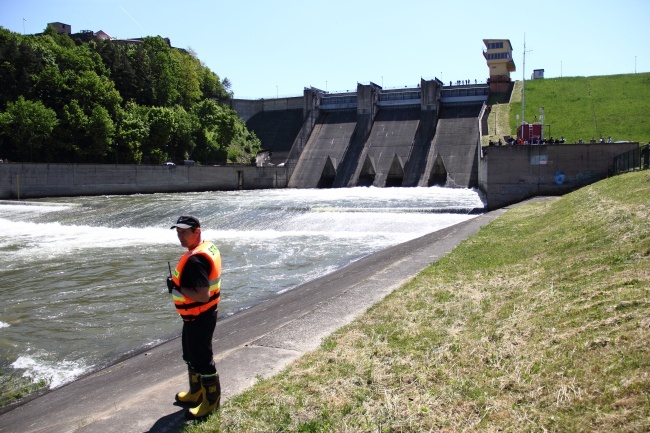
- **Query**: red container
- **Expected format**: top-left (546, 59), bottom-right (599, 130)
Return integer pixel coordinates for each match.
top-left (517, 123), bottom-right (543, 142)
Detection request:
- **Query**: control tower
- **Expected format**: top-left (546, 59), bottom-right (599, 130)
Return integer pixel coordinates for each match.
top-left (483, 39), bottom-right (516, 93)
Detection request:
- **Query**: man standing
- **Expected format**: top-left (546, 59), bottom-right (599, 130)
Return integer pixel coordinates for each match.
top-left (167, 215), bottom-right (222, 419)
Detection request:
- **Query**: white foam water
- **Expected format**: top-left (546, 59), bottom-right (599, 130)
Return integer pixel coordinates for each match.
top-left (0, 187), bottom-right (486, 389)
top-left (12, 354), bottom-right (88, 389)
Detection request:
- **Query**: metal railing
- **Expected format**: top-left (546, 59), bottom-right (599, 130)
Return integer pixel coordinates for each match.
top-left (613, 143), bottom-right (650, 175)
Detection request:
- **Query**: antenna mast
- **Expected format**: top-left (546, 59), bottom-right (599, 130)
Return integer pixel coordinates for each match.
top-left (522, 34), bottom-right (532, 126)
top-left (522, 35), bottom-right (526, 126)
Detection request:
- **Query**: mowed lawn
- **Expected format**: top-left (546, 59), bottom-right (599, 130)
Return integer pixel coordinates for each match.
top-left (509, 73), bottom-right (650, 144)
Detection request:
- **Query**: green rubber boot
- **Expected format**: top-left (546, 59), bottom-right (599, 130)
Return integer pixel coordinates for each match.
top-left (175, 368), bottom-right (203, 406)
top-left (186, 374), bottom-right (221, 419)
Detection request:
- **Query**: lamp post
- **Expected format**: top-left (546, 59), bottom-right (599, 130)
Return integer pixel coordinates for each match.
top-left (539, 107), bottom-right (545, 141)
top-left (516, 114), bottom-right (520, 139)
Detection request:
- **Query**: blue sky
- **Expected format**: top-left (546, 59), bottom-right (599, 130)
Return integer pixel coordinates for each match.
top-left (1, 0), bottom-right (648, 99)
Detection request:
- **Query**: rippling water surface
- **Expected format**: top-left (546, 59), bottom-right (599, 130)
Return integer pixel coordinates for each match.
top-left (0, 187), bottom-right (485, 388)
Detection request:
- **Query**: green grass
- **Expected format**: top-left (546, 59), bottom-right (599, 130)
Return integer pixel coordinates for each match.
top-left (0, 370), bottom-right (46, 408)
top-left (185, 171), bottom-right (650, 432)
top-left (509, 73), bottom-right (650, 144)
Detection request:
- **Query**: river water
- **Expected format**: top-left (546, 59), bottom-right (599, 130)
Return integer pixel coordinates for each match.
top-left (0, 187), bottom-right (485, 389)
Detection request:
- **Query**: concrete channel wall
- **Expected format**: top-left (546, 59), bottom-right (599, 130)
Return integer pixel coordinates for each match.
top-left (0, 142), bottom-right (637, 207)
top-left (478, 142), bottom-right (640, 210)
top-left (0, 163), bottom-right (289, 199)
top-left (231, 97), bottom-right (304, 122)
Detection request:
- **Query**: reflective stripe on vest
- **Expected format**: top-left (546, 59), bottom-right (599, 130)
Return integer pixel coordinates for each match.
top-left (171, 241), bottom-right (221, 321)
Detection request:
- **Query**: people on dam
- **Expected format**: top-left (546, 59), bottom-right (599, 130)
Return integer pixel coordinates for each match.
top-left (167, 215), bottom-right (222, 419)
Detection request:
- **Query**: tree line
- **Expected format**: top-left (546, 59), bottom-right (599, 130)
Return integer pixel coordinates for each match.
top-left (0, 25), bottom-right (261, 165)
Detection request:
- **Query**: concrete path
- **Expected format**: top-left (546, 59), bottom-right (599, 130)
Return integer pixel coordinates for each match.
top-left (0, 206), bottom-right (513, 433)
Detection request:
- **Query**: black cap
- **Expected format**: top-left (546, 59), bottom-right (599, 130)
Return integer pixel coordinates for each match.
top-left (170, 215), bottom-right (200, 229)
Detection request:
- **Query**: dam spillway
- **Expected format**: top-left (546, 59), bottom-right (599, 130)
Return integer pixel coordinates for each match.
top-left (232, 79), bottom-right (490, 189)
top-left (288, 110), bottom-right (358, 188)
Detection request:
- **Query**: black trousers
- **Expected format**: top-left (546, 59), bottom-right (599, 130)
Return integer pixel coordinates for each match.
top-left (181, 309), bottom-right (218, 376)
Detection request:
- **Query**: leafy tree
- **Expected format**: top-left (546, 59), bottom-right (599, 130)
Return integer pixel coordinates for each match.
top-left (0, 29), bottom-right (44, 107)
top-left (94, 39), bottom-right (137, 103)
top-left (55, 101), bottom-right (115, 163)
top-left (58, 99), bottom-right (88, 161)
top-left (142, 37), bottom-right (180, 107)
top-left (168, 105), bottom-right (197, 161)
top-left (228, 129), bottom-right (261, 164)
top-left (199, 65), bottom-right (230, 102)
top-left (128, 44), bottom-right (155, 106)
top-left (0, 96), bottom-right (58, 162)
top-left (39, 26), bottom-right (107, 78)
top-left (83, 104), bottom-right (115, 162)
top-left (114, 101), bottom-right (148, 164)
top-left (192, 98), bottom-right (221, 130)
top-left (190, 99), bottom-right (221, 162)
top-left (173, 49), bottom-right (202, 109)
top-left (221, 77), bottom-right (233, 99)
top-left (189, 99), bottom-right (260, 164)
top-left (69, 70), bottom-right (122, 118)
top-left (215, 106), bottom-right (242, 149)
top-left (0, 27), bottom-right (259, 165)
top-left (32, 65), bottom-right (67, 109)
top-left (144, 106), bottom-right (176, 163)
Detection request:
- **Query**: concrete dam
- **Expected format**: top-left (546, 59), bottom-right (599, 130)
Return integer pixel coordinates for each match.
top-left (234, 79), bottom-right (489, 189)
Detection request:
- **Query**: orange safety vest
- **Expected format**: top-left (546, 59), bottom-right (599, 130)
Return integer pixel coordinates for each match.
top-left (171, 241), bottom-right (221, 321)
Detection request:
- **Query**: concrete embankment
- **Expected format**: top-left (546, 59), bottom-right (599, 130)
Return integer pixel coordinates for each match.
top-left (0, 164), bottom-right (288, 199)
top-left (478, 142), bottom-right (639, 210)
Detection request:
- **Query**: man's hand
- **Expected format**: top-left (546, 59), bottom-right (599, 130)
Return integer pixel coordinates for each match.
top-left (166, 277), bottom-right (180, 294)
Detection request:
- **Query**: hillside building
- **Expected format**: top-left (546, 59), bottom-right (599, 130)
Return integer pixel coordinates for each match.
top-left (45, 22), bottom-right (171, 47)
top-left (47, 22), bottom-right (71, 35)
top-left (532, 69), bottom-right (545, 79)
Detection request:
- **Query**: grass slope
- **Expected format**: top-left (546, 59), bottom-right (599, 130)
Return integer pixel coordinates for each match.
top-left (187, 171), bottom-right (650, 432)
top-left (509, 73), bottom-right (650, 144)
